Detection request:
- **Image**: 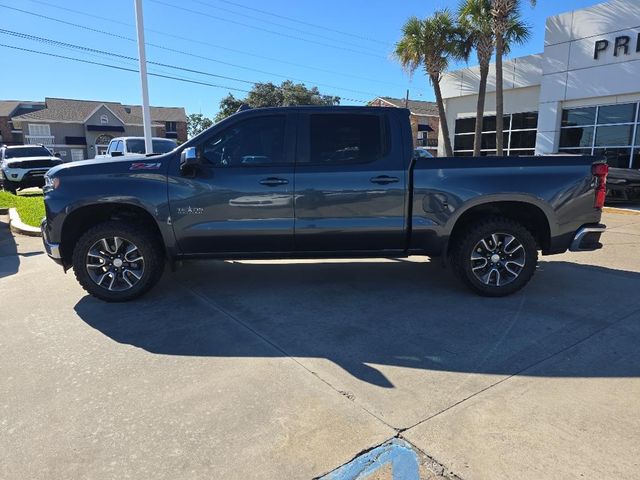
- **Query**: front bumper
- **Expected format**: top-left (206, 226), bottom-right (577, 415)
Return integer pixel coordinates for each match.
top-left (569, 223), bottom-right (606, 252)
top-left (41, 218), bottom-right (64, 265)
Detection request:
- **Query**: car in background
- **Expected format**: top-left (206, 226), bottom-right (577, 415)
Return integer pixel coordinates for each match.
top-left (414, 147), bottom-right (434, 159)
top-left (0, 145), bottom-right (63, 194)
top-left (606, 167), bottom-right (640, 203)
top-left (95, 137), bottom-right (177, 159)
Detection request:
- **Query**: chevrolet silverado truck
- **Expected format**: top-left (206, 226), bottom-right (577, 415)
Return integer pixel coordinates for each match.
top-left (40, 106), bottom-right (608, 302)
top-left (1, 145), bottom-right (63, 194)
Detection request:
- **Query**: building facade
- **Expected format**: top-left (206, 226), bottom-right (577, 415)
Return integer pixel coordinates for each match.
top-left (439, 0), bottom-right (640, 170)
top-left (0, 100), bottom-right (45, 146)
top-left (369, 97), bottom-right (440, 156)
top-left (5, 97), bottom-right (187, 160)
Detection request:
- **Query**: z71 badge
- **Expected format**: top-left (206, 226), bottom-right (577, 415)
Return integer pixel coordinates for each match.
top-left (129, 162), bottom-right (162, 170)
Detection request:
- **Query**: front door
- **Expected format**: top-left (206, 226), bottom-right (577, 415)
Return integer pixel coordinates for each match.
top-left (168, 113), bottom-right (295, 254)
top-left (294, 112), bottom-right (407, 252)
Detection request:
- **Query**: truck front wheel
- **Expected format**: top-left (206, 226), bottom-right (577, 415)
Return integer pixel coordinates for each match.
top-left (2, 179), bottom-right (17, 195)
top-left (450, 217), bottom-right (538, 297)
top-left (72, 221), bottom-right (165, 302)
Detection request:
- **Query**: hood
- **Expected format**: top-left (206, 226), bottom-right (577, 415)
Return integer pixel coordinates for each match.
top-left (46, 153), bottom-right (167, 178)
top-left (4, 156), bottom-right (62, 167)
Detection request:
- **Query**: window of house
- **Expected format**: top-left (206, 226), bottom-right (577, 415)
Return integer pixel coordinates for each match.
top-left (165, 121), bottom-right (177, 133)
top-left (71, 149), bottom-right (85, 161)
top-left (307, 114), bottom-right (386, 165)
top-left (200, 115), bottom-right (286, 167)
top-left (560, 102), bottom-right (640, 168)
top-left (28, 124), bottom-right (51, 136)
top-left (453, 112), bottom-right (538, 157)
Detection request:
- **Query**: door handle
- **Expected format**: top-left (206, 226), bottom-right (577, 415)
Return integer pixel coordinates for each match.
top-left (259, 177), bottom-right (289, 186)
top-left (370, 175), bottom-right (400, 185)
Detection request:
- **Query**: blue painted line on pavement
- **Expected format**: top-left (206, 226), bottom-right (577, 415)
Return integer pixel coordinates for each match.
top-left (319, 438), bottom-right (420, 480)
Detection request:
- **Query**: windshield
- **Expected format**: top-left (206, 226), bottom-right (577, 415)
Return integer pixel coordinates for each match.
top-left (126, 139), bottom-right (176, 154)
top-left (5, 146), bottom-right (52, 159)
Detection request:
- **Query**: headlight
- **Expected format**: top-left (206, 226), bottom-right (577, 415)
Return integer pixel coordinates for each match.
top-left (43, 175), bottom-right (60, 192)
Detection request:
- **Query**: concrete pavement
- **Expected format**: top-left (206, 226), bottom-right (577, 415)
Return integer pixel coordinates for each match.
top-left (1, 211), bottom-right (639, 479)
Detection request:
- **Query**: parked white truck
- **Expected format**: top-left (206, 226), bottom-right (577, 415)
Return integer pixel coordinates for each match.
top-left (94, 137), bottom-right (177, 159)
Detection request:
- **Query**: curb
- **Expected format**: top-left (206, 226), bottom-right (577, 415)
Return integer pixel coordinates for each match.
top-left (8, 207), bottom-right (41, 237)
top-left (603, 206), bottom-right (640, 216)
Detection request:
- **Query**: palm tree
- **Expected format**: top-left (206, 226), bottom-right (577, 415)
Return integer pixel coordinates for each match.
top-left (491, 0), bottom-right (535, 155)
top-left (395, 10), bottom-right (460, 157)
top-left (458, 0), bottom-right (530, 156)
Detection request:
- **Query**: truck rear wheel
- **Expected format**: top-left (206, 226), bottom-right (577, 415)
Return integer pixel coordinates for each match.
top-left (72, 221), bottom-right (165, 302)
top-left (450, 217), bottom-right (538, 297)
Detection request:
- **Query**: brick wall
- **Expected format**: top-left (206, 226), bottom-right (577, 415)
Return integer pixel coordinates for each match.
top-left (412, 115), bottom-right (440, 156)
top-left (0, 117), bottom-right (18, 145)
top-left (176, 122), bottom-right (187, 143)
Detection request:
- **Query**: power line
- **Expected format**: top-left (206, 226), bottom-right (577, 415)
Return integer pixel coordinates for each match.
top-left (0, 38), bottom-right (369, 104)
top-left (149, 0), bottom-right (386, 60)
top-left (0, 43), bottom-right (252, 93)
top-left (23, 0), bottom-right (414, 89)
top-left (0, 29), bottom-right (255, 86)
top-left (0, 4), bottom-right (378, 99)
top-left (211, 0), bottom-right (391, 46)
top-left (185, 0), bottom-right (384, 52)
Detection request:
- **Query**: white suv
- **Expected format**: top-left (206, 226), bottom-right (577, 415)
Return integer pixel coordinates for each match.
top-left (0, 145), bottom-right (63, 194)
top-left (95, 137), bottom-right (177, 159)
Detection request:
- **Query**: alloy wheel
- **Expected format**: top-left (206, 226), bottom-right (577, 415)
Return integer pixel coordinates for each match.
top-left (470, 232), bottom-right (526, 287)
top-left (85, 236), bottom-right (145, 291)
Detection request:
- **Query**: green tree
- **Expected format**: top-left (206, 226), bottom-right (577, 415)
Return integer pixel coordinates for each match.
top-left (491, 0), bottom-right (536, 155)
top-left (394, 10), bottom-right (461, 157)
top-left (458, 0), bottom-right (530, 156)
top-left (214, 81), bottom-right (340, 122)
top-left (187, 113), bottom-right (213, 138)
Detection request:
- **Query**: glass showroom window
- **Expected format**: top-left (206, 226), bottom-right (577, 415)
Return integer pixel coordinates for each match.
top-left (559, 102), bottom-right (640, 168)
top-left (454, 112), bottom-right (538, 157)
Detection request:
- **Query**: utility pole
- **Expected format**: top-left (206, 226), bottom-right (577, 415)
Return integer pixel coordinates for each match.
top-left (134, 0), bottom-right (153, 154)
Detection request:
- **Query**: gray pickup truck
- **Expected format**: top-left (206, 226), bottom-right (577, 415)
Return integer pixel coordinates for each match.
top-left (41, 106), bottom-right (608, 302)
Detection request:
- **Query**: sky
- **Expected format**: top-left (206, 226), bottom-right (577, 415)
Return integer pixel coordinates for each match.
top-left (1, 0), bottom-right (607, 119)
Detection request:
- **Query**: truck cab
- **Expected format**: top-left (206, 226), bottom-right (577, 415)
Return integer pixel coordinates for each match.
top-left (95, 137), bottom-right (177, 159)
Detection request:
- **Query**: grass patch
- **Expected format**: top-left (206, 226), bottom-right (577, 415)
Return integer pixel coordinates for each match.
top-left (0, 190), bottom-right (45, 227)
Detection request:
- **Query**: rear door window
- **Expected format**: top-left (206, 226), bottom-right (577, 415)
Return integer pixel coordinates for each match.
top-left (307, 114), bottom-right (386, 165)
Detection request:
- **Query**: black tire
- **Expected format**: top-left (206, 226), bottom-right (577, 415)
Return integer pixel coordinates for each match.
top-left (72, 221), bottom-right (165, 302)
top-left (450, 217), bottom-right (538, 297)
top-left (2, 180), bottom-right (17, 195)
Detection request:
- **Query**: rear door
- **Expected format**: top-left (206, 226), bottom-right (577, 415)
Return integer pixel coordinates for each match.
top-left (293, 111), bottom-right (407, 252)
top-left (168, 112), bottom-right (296, 254)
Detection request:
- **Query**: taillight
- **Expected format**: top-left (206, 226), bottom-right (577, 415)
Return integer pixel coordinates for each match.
top-left (592, 162), bottom-right (608, 209)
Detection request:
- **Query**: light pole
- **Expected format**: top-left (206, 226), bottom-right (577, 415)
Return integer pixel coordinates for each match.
top-left (134, 0), bottom-right (153, 154)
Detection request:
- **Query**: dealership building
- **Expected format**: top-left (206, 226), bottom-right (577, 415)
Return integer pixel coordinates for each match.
top-left (439, 0), bottom-right (640, 169)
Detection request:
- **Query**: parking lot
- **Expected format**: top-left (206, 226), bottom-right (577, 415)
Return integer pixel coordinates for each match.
top-left (1, 210), bottom-right (639, 480)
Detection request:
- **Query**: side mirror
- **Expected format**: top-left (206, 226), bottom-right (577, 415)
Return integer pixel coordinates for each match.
top-left (54, 152), bottom-right (61, 158)
top-left (180, 147), bottom-right (201, 174)
top-left (111, 151), bottom-right (123, 157)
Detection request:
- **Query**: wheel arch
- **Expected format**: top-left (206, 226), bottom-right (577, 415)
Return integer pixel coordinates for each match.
top-left (447, 199), bottom-right (553, 255)
top-left (60, 202), bottom-right (168, 267)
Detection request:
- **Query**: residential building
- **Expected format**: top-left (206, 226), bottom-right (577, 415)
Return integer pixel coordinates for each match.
top-left (7, 97), bottom-right (187, 161)
top-left (0, 100), bottom-right (45, 146)
top-left (439, 0), bottom-right (640, 170)
top-left (369, 97), bottom-right (439, 156)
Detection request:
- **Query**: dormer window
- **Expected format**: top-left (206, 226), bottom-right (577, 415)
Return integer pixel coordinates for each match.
top-left (100, 114), bottom-right (109, 125)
